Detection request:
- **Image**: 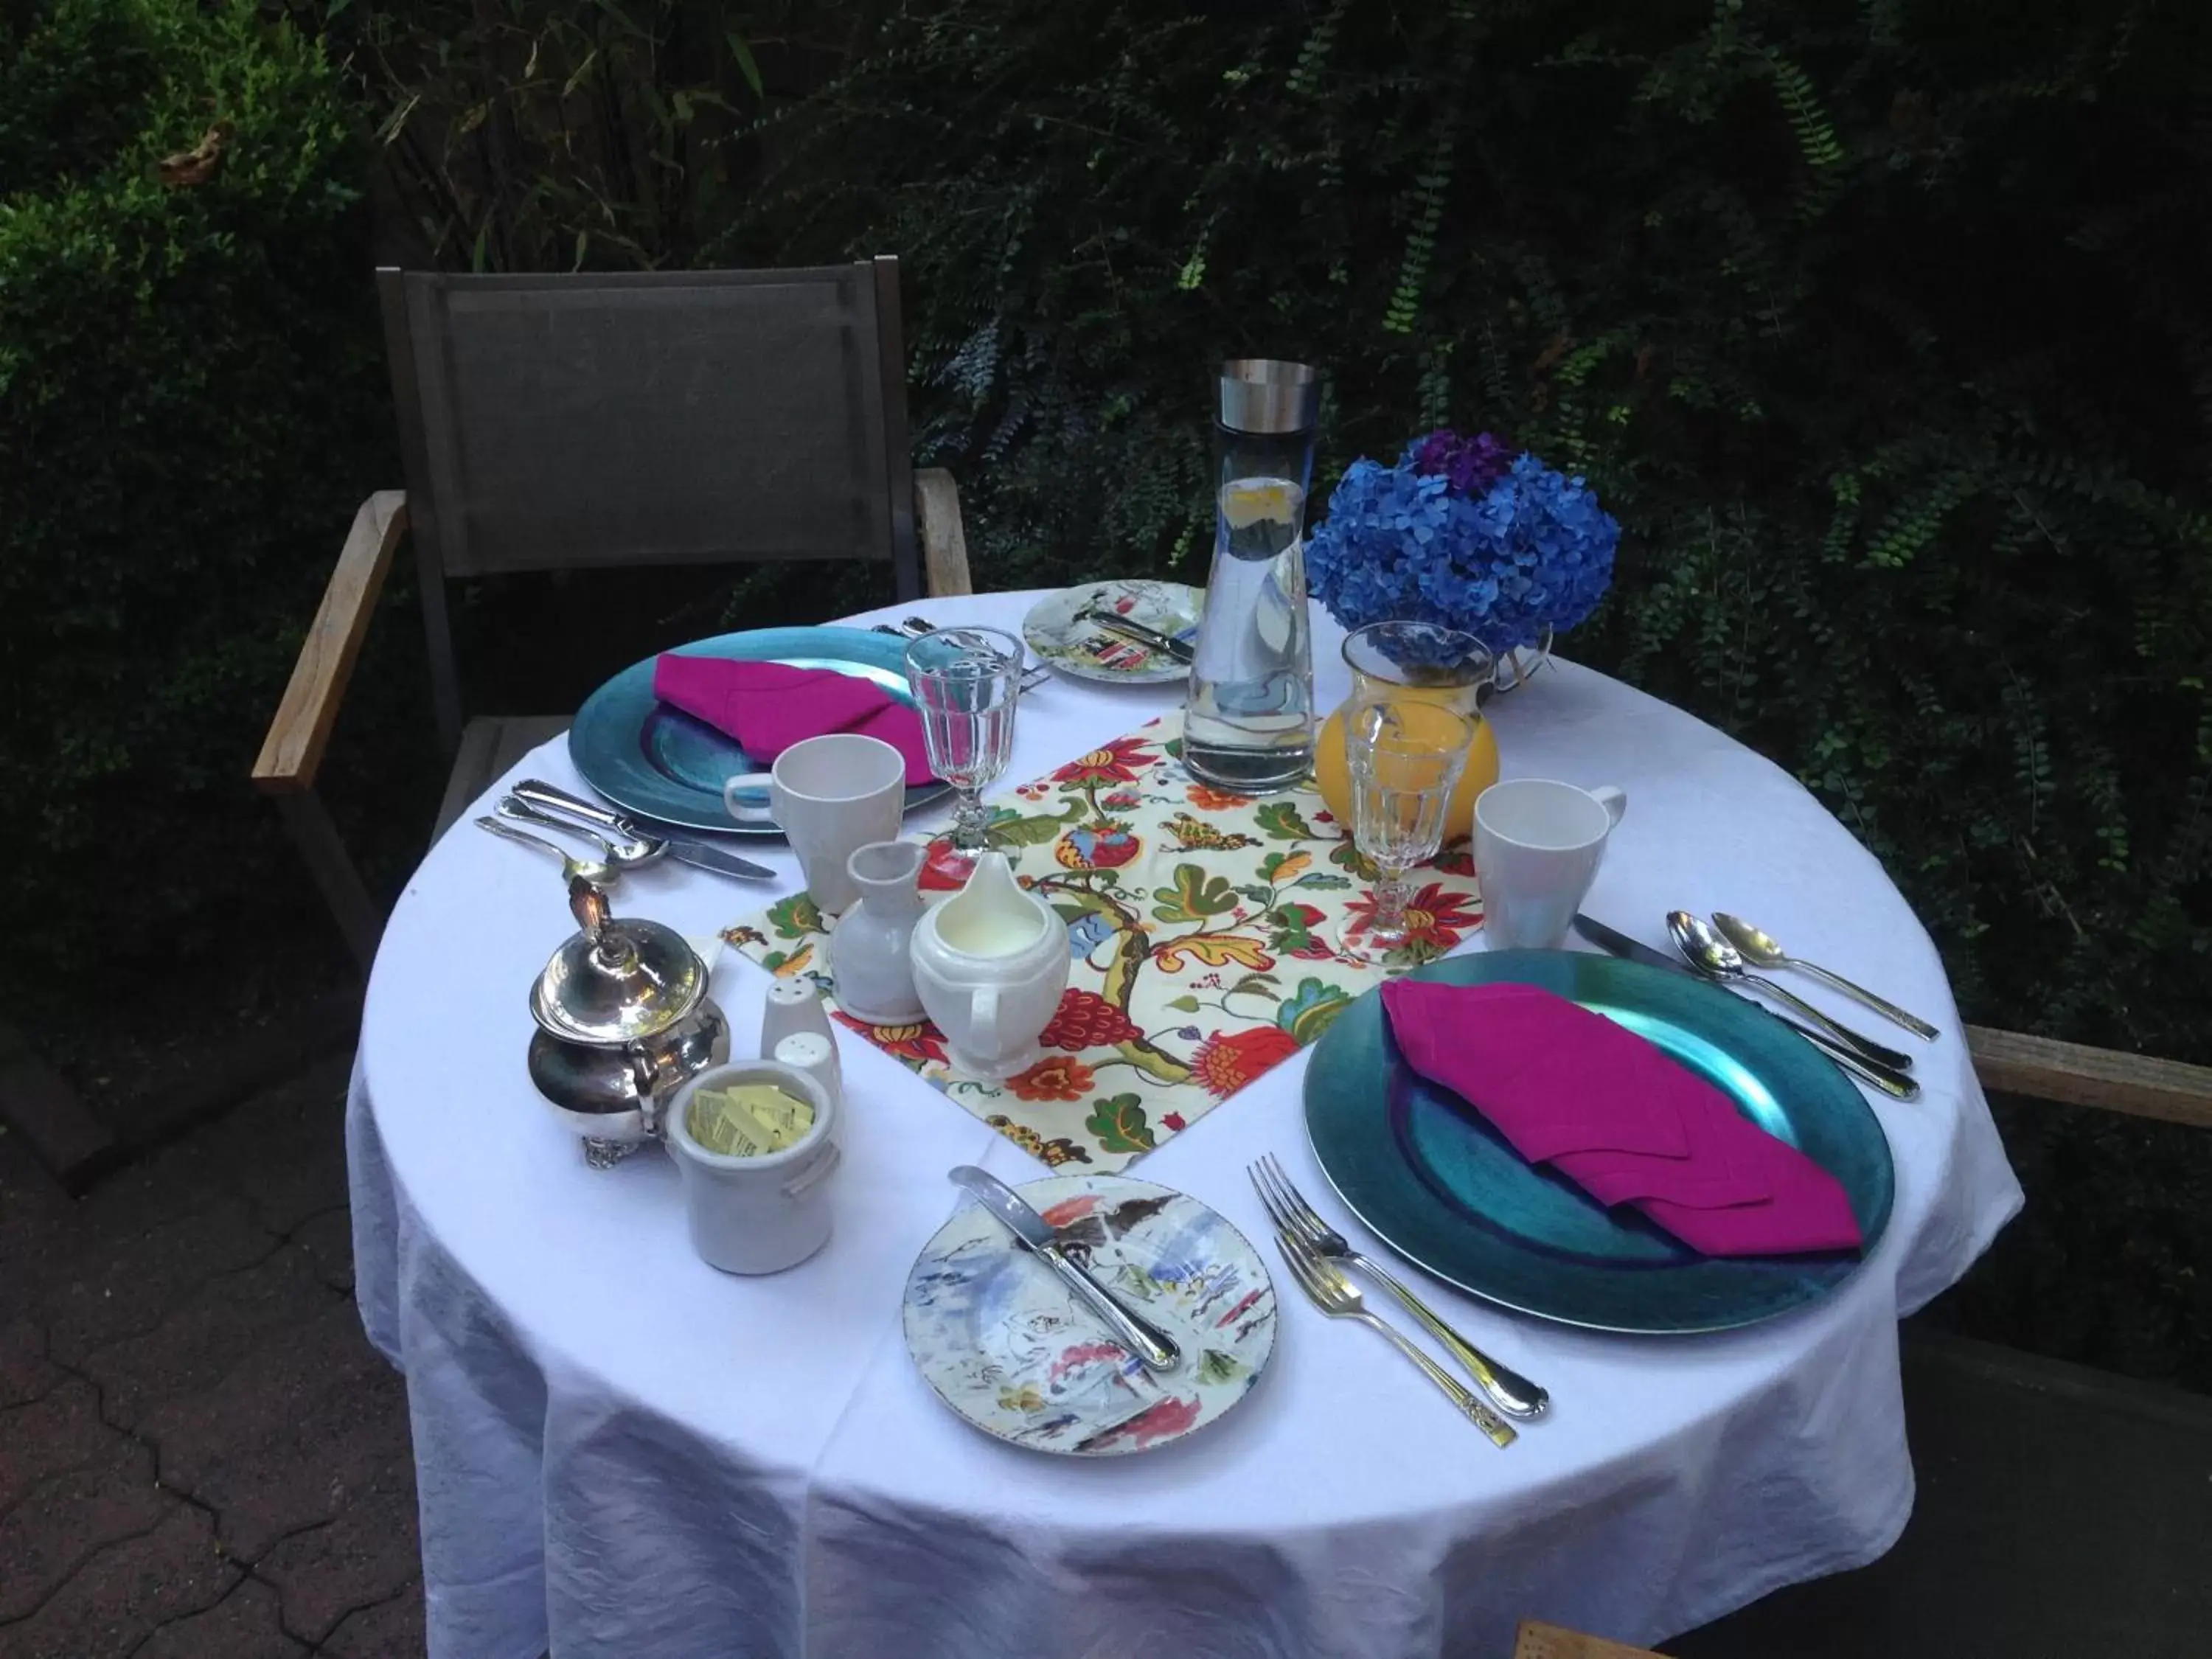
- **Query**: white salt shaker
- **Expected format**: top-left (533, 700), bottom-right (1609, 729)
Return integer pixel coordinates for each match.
top-left (759, 978), bottom-right (835, 1058)
top-left (771, 1030), bottom-right (842, 1110)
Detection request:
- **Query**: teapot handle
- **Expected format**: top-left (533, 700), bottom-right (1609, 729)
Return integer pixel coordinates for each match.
top-left (971, 987), bottom-right (999, 1059)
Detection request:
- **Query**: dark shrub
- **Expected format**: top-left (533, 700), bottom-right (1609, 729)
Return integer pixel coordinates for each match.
top-left (1, 0), bottom-right (388, 987)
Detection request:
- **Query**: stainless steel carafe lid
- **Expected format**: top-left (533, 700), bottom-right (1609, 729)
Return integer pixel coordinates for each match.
top-left (1217, 358), bottom-right (1321, 435)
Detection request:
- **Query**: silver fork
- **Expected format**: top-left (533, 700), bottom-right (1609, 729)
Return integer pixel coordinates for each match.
top-left (1252, 1154), bottom-right (1549, 1419)
top-left (1275, 1231), bottom-right (1516, 1447)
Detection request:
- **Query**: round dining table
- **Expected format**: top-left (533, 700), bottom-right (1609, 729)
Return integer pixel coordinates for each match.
top-left (348, 589), bottom-right (2023, 1659)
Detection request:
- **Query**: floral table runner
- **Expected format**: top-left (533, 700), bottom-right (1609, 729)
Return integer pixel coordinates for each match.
top-left (723, 712), bottom-right (1484, 1172)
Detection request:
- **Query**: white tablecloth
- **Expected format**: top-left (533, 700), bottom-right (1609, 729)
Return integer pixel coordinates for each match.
top-left (350, 591), bottom-right (2021, 1659)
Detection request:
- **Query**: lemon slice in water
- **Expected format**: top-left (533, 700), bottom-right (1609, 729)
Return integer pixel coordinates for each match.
top-left (1221, 479), bottom-right (1299, 529)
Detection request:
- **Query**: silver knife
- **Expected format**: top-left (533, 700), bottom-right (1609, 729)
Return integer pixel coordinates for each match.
top-left (1571, 914), bottom-right (1920, 1102)
top-left (948, 1166), bottom-right (1183, 1372)
top-left (510, 779), bottom-right (777, 882)
top-left (1077, 606), bottom-right (1196, 664)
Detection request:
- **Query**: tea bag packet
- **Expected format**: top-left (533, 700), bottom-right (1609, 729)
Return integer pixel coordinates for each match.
top-left (689, 1083), bottom-right (816, 1158)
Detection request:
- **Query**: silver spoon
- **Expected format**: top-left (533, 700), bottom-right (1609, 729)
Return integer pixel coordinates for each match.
top-left (1666, 911), bottom-right (1915, 1074)
top-left (1711, 914), bottom-right (1938, 1041)
top-left (497, 796), bottom-right (657, 869)
top-left (475, 815), bottom-right (620, 886)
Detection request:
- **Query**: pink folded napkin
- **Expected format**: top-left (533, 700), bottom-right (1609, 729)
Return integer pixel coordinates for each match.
top-left (1382, 980), bottom-right (1864, 1258)
top-left (652, 656), bottom-right (935, 785)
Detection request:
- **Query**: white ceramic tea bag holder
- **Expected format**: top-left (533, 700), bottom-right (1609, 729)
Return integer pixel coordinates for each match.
top-left (909, 851), bottom-right (1070, 1079)
top-left (664, 1059), bottom-right (841, 1275)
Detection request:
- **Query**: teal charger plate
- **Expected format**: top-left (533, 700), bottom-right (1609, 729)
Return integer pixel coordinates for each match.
top-left (568, 626), bottom-right (949, 835)
top-left (1303, 950), bottom-right (1895, 1335)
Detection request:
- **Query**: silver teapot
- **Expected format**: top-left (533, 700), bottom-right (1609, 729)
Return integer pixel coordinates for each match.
top-left (526, 877), bottom-right (729, 1166)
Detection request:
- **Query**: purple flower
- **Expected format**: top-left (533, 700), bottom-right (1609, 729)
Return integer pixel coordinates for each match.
top-left (1410, 428), bottom-right (1512, 495)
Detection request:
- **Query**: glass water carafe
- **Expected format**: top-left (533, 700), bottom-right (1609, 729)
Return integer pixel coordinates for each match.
top-left (1183, 359), bottom-right (1321, 793)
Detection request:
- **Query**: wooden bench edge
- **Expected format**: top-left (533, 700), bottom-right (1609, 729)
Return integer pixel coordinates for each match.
top-left (1967, 1024), bottom-right (2212, 1129)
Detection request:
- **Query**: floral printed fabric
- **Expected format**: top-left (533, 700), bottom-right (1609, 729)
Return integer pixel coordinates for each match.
top-left (722, 712), bottom-right (1484, 1172)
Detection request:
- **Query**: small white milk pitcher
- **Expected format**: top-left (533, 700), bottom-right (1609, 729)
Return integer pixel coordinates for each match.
top-left (828, 840), bottom-right (930, 1026)
top-left (908, 851), bottom-right (1070, 1079)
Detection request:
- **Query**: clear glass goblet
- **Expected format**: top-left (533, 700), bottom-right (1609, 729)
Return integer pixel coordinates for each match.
top-left (1344, 698), bottom-right (1478, 953)
top-left (904, 626), bottom-right (1024, 880)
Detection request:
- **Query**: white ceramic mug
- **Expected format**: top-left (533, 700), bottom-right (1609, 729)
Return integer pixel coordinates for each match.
top-left (1474, 779), bottom-right (1629, 950)
top-left (725, 734), bottom-right (905, 913)
top-left (664, 1059), bottom-right (841, 1276)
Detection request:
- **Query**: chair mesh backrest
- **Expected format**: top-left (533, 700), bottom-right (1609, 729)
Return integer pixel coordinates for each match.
top-left (381, 264), bottom-right (910, 580)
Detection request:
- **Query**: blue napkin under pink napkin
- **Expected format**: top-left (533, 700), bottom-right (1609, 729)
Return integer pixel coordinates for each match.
top-left (652, 656), bottom-right (936, 785)
top-left (1381, 979), bottom-right (1865, 1258)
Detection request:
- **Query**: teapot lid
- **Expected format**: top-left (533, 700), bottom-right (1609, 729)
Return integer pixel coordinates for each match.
top-left (530, 877), bottom-right (706, 1046)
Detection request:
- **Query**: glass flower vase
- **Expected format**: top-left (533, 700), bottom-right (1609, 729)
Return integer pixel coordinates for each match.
top-left (1489, 623), bottom-right (1554, 696)
top-left (1314, 622), bottom-right (1498, 842)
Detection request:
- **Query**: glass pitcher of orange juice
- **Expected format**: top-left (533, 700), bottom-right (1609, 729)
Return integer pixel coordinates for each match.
top-left (1313, 622), bottom-right (1497, 841)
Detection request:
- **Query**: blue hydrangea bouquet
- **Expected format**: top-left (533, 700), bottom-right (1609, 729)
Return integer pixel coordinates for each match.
top-left (1304, 429), bottom-right (1620, 664)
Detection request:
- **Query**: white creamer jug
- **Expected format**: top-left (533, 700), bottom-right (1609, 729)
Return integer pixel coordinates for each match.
top-left (908, 851), bottom-right (1070, 1079)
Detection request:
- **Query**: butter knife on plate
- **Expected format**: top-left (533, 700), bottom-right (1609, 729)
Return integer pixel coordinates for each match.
top-left (1571, 914), bottom-right (1919, 1102)
top-left (1076, 605), bottom-right (1197, 664)
top-left (948, 1166), bottom-right (1183, 1372)
top-left (510, 779), bottom-right (776, 882)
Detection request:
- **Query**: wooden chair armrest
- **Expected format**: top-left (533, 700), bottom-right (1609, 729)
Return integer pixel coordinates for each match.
top-left (252, 491), bottom-right (408, 795)
top-left (1968, 1025), bottom-right (2212, 1129)
top-left (915, 467), bottom-right (973, 597)
top-left (1512, 1619), bottom-right (1661, 1659)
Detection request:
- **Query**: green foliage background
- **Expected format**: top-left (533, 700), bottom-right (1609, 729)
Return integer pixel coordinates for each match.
top-left (1, 0), bottom-right (390, 970)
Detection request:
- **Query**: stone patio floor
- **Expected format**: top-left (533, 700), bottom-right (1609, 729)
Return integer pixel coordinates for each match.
top-left (0, 1056), bottom-right (420, 1658)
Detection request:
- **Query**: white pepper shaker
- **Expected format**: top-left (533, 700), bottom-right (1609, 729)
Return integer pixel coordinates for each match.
top-left (759, 978), bottom-right (834, 1058)
top-left (771, 1031), bottom-right (842, 1111)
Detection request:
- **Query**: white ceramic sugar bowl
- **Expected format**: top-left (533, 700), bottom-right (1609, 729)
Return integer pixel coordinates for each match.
top-left (908, 851), bottom-right (1070, 1079)
top-left (664, 1060), bottom-right (841, 1275)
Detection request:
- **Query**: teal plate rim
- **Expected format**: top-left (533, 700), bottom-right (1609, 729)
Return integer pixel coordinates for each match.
top-left (567, 625), bottom-right (950, 835)
top-left (1302, 949), bottom-right (1896, 1336)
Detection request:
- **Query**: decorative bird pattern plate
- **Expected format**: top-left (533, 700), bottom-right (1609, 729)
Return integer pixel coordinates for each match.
top-left (1022, 580), bottom-right (1204, 684)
